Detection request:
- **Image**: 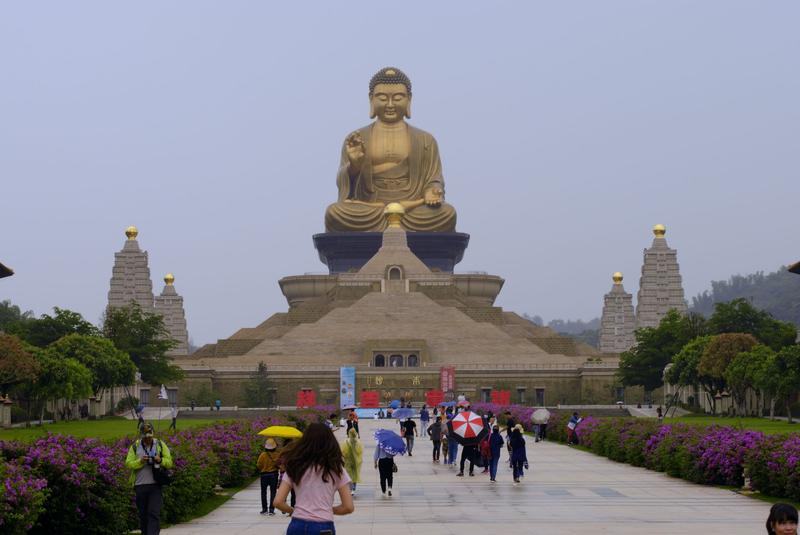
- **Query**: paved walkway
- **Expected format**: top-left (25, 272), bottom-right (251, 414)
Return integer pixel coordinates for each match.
top-left (164, 419), bottom-right (771, 534)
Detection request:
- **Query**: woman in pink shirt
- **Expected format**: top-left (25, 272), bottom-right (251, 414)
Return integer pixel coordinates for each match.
top-left (274, 423), bottom-right (355, 534)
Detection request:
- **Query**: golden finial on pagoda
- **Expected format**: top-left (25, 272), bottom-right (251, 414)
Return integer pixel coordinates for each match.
top-left (384, 202), bottom-right (405, 228)
top-left (653, 224), bottom-right (666, 238)
top-left (613, 272), bottom-right (623, 284)
top-left (125, 226), bottom-right (138, 240)
top-left (164, 273), bottom-right (175, 285)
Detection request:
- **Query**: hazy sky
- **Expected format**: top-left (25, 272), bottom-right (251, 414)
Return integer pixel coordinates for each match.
top-left (2, 2), bottom-right (799, 346)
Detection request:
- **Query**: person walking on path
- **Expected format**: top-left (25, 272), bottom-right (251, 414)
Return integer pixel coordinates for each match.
top-left (400, 417), bottom-right (417, 456)
top-left (125, 423), bottom-right (173, 535)
top-left (257, 438), bottom-right (282, 515)
top-left (346, 410), bottom-right (360, 438)
top-left (457, 442), bottom-right (477, 477)
top-left (419, 405), bottom-right (430, 438)
top-left (214, 398), bottom-right (221, 411)
top-left (340, 428), bottom-right (363, 496)
top-left (509, 425), bottom-right (528, 484)
top-left (374, 443), bottom-right (397, 497)
top-left (273, 423), bottom-right (354, 534)
top-left (427, 416), bottom-right (444, 462)
top-left (488, 425), bottom-right (505, 482)
top-left (168, 405), bottom-right (177, 431)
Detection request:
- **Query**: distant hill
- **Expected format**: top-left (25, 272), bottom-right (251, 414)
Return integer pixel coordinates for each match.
top-left (690, 267), bottom-right (800, 326)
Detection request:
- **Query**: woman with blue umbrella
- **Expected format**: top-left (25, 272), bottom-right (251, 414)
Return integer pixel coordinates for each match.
top-left (373, 429), bottom-right (405, 497)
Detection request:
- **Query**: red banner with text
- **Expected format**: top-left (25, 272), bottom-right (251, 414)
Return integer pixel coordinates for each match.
top-left (426, 390), bottom-right (444, 407)
top-left (360, 390), bottom-right (379, 408)
top-left (439, 366), bottom-right (455, 393)
top-left (296, 390), bottom-right (316, 408)
top-left (491, 390), bottom-right (511, 405)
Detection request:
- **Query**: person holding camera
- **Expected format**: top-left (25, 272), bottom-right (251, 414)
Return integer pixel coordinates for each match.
top-left (125, 423), bottom-right (173, 535)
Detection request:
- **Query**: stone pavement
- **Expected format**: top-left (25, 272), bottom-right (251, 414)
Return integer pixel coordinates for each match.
top-left (164, 419), bottom-right (771, 534)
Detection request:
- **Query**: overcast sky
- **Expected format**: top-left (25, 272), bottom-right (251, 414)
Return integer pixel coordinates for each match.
top-left (2, 1), bottom-right (799, 345)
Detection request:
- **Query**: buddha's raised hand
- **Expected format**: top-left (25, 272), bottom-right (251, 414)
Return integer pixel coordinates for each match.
top-left (345, 132), bottom-right (365, 171)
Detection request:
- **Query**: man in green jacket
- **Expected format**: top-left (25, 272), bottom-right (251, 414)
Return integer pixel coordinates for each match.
top-left (125, 423), bottom-right (173, 535)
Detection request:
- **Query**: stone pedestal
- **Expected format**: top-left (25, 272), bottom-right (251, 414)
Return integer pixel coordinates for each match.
top-left (1, 397), bottom-right (12, 428)
top-left (313, 231), bottom-right (470, 273)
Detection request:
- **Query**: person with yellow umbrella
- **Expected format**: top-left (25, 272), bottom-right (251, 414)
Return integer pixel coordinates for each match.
top-left (340, 428), bottom-right (363, 496)
top-left (257, 425), bottom-right (303, 515)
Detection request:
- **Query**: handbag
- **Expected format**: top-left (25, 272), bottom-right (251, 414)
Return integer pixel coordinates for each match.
top-left (392, 460), bottom-right (398, 473)
top-left (151, 440), bottom-right (173, 486)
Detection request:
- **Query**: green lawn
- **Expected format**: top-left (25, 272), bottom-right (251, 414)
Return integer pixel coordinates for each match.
top-left (666, 414), bottom-right (799, 434)
top-left (0, 417), bottom-right (223, 442)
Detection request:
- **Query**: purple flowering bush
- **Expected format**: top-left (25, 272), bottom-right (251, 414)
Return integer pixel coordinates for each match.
top-left (548, 413), bottom-right (800, 498)
top-left (0, 458), bottom-right (47, 535)
top-left (0, 408), bottom-right (329, 531)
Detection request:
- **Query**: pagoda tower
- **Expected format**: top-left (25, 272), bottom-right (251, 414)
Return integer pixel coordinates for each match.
top-left (635, 224), bottom-right (687, 329)
top-left (599, 272), bottom-right (635, 353)
top-left (154, 273), bottom-right (190, 355)
top-left (107, 226), bottom-right (155, 312)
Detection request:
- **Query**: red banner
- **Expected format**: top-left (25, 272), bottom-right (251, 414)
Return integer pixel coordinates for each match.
top-left (491, 390), bottom-right (511, 405)
top-left (426, 390), bottom-right (444, 407)
top-left (296, 390), bottom-right (316, 408)
top-left (360, 390), bottom-right (379, 408)
top-left (439, 366), bottom-right (455, 393)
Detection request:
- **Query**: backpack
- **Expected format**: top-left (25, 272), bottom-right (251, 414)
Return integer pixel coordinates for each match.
top-left (479, 437), bottom-right (492, 459)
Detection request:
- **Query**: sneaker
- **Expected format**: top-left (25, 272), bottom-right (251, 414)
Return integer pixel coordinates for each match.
top-left (388, 490), bottom-right (392, 496)
top-left (351, 490), bottom-right (356, 496)
top-left (490, 478), bottom-right (496, 482)
top-left (408, 453), bottom-right (412, 456)
top-left (469, 473), bottom-right (475, 477)
top-left (456, 472), bottom-right (464, 477)
top-left (260, 510), bottom-right (267, 515)
top-left (268, 511), bottom-right (276, 516)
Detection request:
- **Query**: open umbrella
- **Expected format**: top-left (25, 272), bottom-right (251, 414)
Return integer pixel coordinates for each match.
top-left (392, 408), bottom-right (415, 419)
top-left (374, 429), bottom-right (406, 455)
top-left (447, 410), bottom-right (488, 445)
top-left (257, 425), bottom-right (302, 439)
top-left (341, 405), bottom-right (358, 411)
top-left (531, 408), bottom-right (551, 425)
top-left (439, 401), bottom-right (456, 407)
top-left (389, 400), bottom-right (401, 409)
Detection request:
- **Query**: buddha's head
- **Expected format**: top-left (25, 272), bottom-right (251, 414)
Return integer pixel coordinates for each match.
top-left (369, 67), bottom-right (412, 123)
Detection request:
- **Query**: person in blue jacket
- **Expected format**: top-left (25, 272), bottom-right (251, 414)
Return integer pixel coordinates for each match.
top-left (488, 425), bottom-right (505, 482)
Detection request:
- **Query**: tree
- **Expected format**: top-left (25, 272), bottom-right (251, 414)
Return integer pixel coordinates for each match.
top-left (102, 303), bottom-right (183, 385)
top-left (618, 310), bottom-right (698, 392)
top-left (725, 344), bottom-right (771, 416)
top-left (763, 345), bottom-right (800, 424)
top-left (0, 300), bottom-right (34, 331)
top-left (15, 348), bottom-right (93, 426)
top-left (9, 307), bottom-right (100, 348)
top-left (665, 335), bottom-right (715, 412)
top-left (698, 333), bottom-right (758, 414)
top-left (708, 298), bottom-right (796, 350)
top-left (244, 361), bottom-right (274, 407)
top-left (0, 333), bottom-right (41, 397)
top-left (47, 334), bottom-right (137, 398)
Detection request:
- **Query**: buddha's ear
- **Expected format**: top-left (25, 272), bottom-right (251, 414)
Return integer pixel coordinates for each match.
top-left (406, 97), bottom-right (412, 119)
top-left (369, 94), bottom-right (376, 119)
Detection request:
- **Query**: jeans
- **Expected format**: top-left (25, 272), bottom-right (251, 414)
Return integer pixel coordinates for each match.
top-left (286, 517), bottom-right (336, 535)
top-left (405, 436), bottom-right (414, 454)
top-left (260, 471), bottom-right (278, 513)
top-left (420, 420), bottom-right (429, 437)
top-left (432, 440), bottom-right (441, 461)
top-left (378, 457), bottom-right (394, 493)
top-left (135, 483), bottom-right (163, 535)
top-left (489, 455), bottom-right (500, 480)
top-left (447, 439), bottom-right (459, 465)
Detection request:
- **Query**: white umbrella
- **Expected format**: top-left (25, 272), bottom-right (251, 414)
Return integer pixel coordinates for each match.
top-left (531, 408), bottom-right (551, 425)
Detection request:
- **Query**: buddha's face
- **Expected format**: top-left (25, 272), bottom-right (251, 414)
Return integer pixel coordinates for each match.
top-left (370, 83), bottom-right (410, 123)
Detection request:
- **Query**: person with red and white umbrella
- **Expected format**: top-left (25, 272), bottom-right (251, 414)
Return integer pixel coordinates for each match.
top-left (447, 410), bottom-right (487, 477)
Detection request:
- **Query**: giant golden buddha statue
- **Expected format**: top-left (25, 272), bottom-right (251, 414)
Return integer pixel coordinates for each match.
top-left (324, 67), bottom-right (457, 232)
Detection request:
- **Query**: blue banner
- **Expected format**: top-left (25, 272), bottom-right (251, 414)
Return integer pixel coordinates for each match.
top-left (339, 366), bottom-right (356, 409)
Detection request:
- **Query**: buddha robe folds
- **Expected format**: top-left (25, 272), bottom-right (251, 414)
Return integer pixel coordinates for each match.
top-left (325, 124), bottom-right (457, 232)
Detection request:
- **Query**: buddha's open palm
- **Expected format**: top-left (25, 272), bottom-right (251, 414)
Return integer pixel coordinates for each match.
top-left (345, 132), bottom-right (365, 168)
